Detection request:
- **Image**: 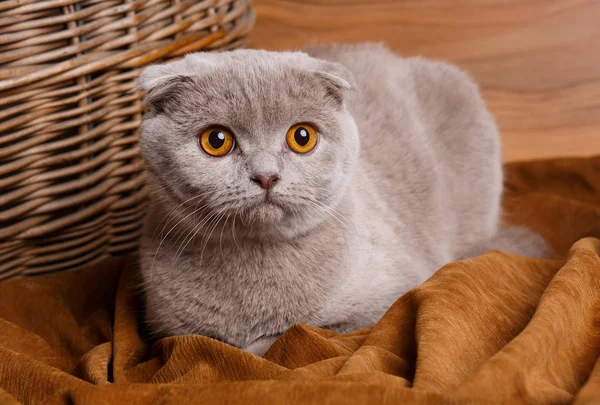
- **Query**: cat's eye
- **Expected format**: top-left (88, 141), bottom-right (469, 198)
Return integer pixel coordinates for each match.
top-left (286, 124), bottom-right (318, 154)
top-left (199, 127), bottom-right (235, 157)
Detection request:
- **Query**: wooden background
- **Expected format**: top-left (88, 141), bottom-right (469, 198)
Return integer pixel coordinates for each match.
top-left (248, 0), bottom-right (600, 162)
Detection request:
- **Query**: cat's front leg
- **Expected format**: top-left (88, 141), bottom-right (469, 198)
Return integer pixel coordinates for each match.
top-left (243, 335), bottom-right (280, 357)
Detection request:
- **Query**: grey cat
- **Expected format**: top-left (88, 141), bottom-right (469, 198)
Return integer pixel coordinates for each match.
top-left (138, 43), bottom-right (547, 356)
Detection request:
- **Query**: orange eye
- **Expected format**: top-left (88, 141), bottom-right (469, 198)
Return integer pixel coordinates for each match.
top-left (199, 127), bottom-right (235, 157)
top-left (286, 124), bottom-right (318, 154)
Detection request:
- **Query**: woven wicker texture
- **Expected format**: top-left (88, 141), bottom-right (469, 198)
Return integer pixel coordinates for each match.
top-left (0, 0), bottom-right (255, 280)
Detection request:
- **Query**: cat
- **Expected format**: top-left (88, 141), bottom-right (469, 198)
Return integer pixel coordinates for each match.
top-left (137, 43), bottom-right (547, 356)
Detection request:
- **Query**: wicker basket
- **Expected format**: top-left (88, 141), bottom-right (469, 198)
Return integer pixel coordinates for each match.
top-left (0, 0), bottom-right (254, 280)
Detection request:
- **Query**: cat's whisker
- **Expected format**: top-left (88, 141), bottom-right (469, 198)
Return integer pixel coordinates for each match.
top-left (308, 198), bottom-right (358, 235)
top-left (198, 211), bottom-right (227, 271)
top-left (231, 206), bottom-right (241, 250)
top-left (153, 187), bottom-right (218, 245)
top-left (168, 199), bottom-right (213, 253)
top-left (152, 192), bottom-right (210, 240)
top-left (162, 196), bottom-right (209, 273)
top-left (296, 204), bottom-right (330, 267)
top-left (302, 199), bottom-right (352, 255)
top-left (302, 198), bottom-right (356, 237)
top-left (322, 203), bottom-right (359, 239)
top-left (172, 209), bottom-right (220, 268)
top-left (290, 204), bottom-right (305, 223)
top-left (248, 205), bottom-right (259, 230)
top-left (153, 201), bottom-right (212, 278)
top-left (219, 212), bottom-right (231, 262)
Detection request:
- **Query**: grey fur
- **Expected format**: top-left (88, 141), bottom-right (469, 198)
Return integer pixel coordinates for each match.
top-left (138, 44), bottom-right (547, 356)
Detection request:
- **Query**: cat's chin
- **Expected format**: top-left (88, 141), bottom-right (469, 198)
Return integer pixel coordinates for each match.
top-left (246, 201), bottom-right (286, 225)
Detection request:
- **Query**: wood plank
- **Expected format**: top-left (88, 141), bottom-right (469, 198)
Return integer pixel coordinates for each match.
top-left (249, 0), bottom-right (600, 162)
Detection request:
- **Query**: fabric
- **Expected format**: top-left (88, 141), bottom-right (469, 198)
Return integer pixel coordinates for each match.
top-left (0, 156), bottom-right (599, 405)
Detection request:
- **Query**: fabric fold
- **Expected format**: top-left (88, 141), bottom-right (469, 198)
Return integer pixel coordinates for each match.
top-left (0, 156), bottom-right (598, 404)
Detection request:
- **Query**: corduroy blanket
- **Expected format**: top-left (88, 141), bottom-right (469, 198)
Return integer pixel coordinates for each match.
top-left (0, 156), bottom-right (599, 405)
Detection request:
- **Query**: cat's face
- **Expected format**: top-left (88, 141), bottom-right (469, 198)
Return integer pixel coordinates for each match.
top-left (139, 50), bottom-right (359, 239)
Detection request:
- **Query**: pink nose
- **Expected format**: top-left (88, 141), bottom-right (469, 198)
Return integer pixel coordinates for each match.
top-left (251, 174), bottom-right (279, 191)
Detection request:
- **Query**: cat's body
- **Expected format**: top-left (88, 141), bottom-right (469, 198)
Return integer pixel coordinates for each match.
top-left (139, 44), bottom-right (545, 355)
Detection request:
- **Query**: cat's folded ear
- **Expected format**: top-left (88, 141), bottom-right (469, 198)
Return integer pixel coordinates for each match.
top-left (312, 61), bottom-right (356, 105)
top-left (137, 60), bottom-right (193, 112)
top-left (137, 54), bottom-right (216, 112)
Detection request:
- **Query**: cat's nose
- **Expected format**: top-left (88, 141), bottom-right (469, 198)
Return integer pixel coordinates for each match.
top-left (250, 174), bottom-right (279, 191)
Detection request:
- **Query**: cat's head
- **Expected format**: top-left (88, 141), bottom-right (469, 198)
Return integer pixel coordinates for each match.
top-left (138, 49), bottom-right (359, 240)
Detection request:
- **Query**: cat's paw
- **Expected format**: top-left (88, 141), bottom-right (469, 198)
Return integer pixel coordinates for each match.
top-left (483, 225), bottom-right (550, 259)
top-left (243, 335), bottom-right (280, 357)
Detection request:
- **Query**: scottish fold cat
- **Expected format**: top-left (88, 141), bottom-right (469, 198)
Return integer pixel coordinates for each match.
top-left (138, 43), bottom-right (546, 355)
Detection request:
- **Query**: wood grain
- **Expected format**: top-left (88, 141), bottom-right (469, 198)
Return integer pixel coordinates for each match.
top-left (249, 0), bottom-right (600, 162)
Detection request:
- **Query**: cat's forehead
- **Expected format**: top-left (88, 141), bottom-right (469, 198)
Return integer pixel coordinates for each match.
top-left (178, 55), bottom-right (336, 135)
top-left (193, 50), bottom-right (327, 98)
top-left (207, 63), bottom-right (328, 106)
top-left (186, 49), bottom-right (314, 70)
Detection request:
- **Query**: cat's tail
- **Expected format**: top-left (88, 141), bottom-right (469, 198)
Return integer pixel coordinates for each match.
top-left (463, 225), bottom-right (550, 259)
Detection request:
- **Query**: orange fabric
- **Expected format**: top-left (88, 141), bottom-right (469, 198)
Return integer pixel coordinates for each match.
top-left (0, 156), bottom-right (599, 405)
